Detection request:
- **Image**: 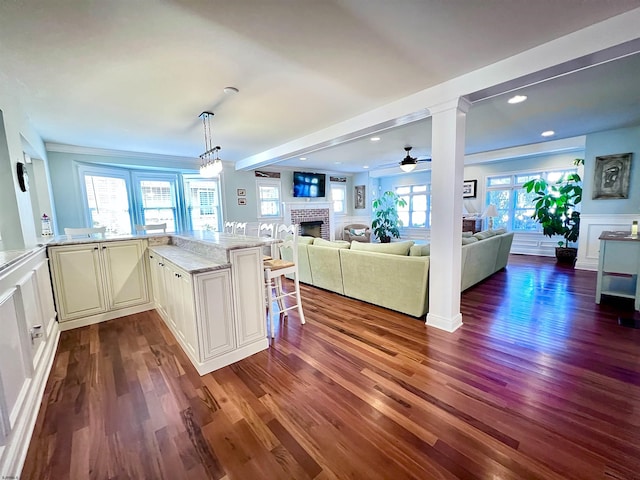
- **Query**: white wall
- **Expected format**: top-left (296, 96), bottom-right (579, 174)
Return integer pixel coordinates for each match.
top-left (0, 74), bottom-right (50, 249)
top-left (576, 125), bottom-right (640, 270)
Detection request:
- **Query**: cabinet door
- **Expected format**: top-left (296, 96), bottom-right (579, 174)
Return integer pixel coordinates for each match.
top-left (148, 252), bottom-right (167, 318)
top-left (102, 240), bottom-right (149, 310)
top-left (49, 244), bottom-right (106, 321)
top-left (177, 271), bottom-right (198, 358)
top-left (230, 248), bottom-right (266, 346)
top-left (197, 269), bottom-right (236, 360)
top-left (162, 262), bottom-right (178, 330)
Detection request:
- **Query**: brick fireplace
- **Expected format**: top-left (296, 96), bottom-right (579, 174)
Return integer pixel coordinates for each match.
top-left (285, 202), bottom-right (333, 241)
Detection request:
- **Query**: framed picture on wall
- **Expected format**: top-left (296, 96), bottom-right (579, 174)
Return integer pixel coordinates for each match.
top-left (355, 185), bottom-right (366, 209)
top-left (593, 153), bottom-right (632, 199)
top-left (462, 179), bottom-right (477, 198)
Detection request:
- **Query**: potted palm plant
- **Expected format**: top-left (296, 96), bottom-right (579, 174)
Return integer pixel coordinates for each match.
top-left (371, 191), bottom-right (407, 243)
top-left (522, 158), bottom-right (583, 265)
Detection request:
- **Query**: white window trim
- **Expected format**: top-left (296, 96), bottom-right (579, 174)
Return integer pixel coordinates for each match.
top-left (256, 178), bottom-right (282, 219)
top-left (485, 165), bottom-right (579, 232)
top-left (395, 183), bottom-right (431, 228)
top-left (78, 163), bottom-right (134, 233)
top-left (331, 183), bottom-right (347, 216)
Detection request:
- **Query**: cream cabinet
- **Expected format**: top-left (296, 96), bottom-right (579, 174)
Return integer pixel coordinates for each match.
top-left (196, 269), bottom-right (235, 359)
top-left (161, 260), bottom-right (198, 359)
top-left (147, 251), bottom-right (167, 318)
top-left (149, 249), bottom-right (255, 375)
top-left (49, 240), bottom-right (150, 328)
top-left (150, 251), bottom-right (234, 366)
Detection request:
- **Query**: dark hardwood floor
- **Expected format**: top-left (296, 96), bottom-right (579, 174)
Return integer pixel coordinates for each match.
top-left (23, 255), bottom-right (640, 479)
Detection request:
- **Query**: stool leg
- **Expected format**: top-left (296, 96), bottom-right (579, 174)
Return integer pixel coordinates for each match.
top-left (265, 269), bottom-right (275, 338)
top-left (275, 276), bottom-right (287, 318)
top-left (294, 274), bottom-right (305, 324)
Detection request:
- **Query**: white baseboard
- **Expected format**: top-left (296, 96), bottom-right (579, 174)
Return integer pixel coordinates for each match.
top-left (0, 322), bottom-right (60, 478)
top-left (426, 312), bottom-right (463, 332)
top-left (58, 302), bottom-right (154, 331)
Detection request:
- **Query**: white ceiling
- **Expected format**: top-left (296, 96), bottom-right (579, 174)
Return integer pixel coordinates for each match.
top-left (1, 1), bottom-right (640, 173)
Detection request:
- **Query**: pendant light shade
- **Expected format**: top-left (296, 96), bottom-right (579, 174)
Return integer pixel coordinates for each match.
top-left (199, 111), bottom-right (223, 177)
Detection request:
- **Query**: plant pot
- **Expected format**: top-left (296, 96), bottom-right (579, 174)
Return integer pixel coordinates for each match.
top-left (555, 246), bottom-right (577, 266)
top-left (380, 236), bottom-right (391, 243)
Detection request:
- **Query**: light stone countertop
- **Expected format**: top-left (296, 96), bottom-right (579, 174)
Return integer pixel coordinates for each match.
top-left (0, 231), bottom-right (275, 274)
top-left (599, 231), bottom-right (640, 242)
top-left (149, 245), bottom-right (230, 274)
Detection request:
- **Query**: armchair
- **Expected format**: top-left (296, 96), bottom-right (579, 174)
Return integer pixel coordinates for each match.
top-left (343, 224), bottom-right (371, 243)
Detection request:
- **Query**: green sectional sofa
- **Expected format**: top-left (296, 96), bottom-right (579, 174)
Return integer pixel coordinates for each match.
top-left (281, 230), bottom-right (514, 317)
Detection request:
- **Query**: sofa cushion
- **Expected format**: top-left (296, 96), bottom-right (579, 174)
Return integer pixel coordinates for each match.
top-left (313, 238), bottom-right (351, 249)
top-left (298, 236), bottom-right (316, 245)
top-left (350, 240), bottom-right (414, 256)
top-left (493, 227), bottom-right (507, 235)
top-left (409, 244), bottom-right (431, 256)
top-left (462, 236), bottom-right (479, 245)
top-left (473, 230), bottom-right (496, 240)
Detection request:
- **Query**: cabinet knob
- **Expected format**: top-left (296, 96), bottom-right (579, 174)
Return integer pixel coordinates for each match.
top-left (94, 246), bottom-right (99, 250)
top-left (150, 255), bottom-right (154, 259)
top-left (102, 245), bottom-right (107, 250)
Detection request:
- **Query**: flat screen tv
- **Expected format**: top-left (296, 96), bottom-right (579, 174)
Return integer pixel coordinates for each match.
top-left (293, 171), bottom-right (326, 198)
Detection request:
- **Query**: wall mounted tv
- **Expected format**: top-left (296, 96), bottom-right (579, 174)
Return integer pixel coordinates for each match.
top-left (293, 171), bottom-right (326, 198)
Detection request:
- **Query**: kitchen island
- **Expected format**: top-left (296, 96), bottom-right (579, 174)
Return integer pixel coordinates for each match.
top-left (47, 231), bottom-right (275, 375)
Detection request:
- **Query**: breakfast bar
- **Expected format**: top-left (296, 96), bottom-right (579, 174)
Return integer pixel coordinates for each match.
top-left (46, 231), bottom-right (275, 375)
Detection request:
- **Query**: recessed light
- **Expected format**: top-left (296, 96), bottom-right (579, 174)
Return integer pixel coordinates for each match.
top-left (334, 161), bottom-right (342, 165)
top-left (541, 130), bottom-right (555, 137)
top-left (299, 157), bottom-right (307, 160)
top-left (370, 137), bottom-right (381, 142)
top-left (223, 86), bottom-right (239, 94)
top-left (363, 165), bottom-right (369, 169)
top-left (508, 94), bottom-right (527, 104)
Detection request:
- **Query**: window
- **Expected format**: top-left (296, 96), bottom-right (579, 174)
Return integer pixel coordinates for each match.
top-left (486, 168), bottom-right (578, 231)
top-left (184, 176), bottom-right (221, 231)
top-left (257, 179), bottom-right (281, 218)
top-left (396, 184), bottom-right (430, 228)
top-left (331, 184), bottom-right (347, 214)
top-left (134, 175), bottom-right (179, 232)
top-left (80, 166), bottom-right (133, 235)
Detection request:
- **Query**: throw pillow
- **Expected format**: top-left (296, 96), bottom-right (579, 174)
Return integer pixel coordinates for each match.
top-left (462, 236), bottom-right (479, 245)
top-left (351, 240), bottom-right (414, 256)
top-left (473, 230), bottom-right (496, 241)
top-left (493, 227), bottom-right (507, 235)
top-left (353, 228), bottom-right (366, 236)
top-left (409, 244), bottom-right (431, 256)
top-left (462, 231), bottom-right (474, 237)
top-left (313, 238), bottom-right (351, 249)
top-left (298, 236), bottom-right (316, 245)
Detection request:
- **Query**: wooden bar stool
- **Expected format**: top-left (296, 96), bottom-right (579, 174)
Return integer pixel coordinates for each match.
top-left (263, 224), bottom-right (305, 338)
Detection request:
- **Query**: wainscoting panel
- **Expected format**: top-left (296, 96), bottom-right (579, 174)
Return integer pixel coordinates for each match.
top-left (576, 214), bottom-right (639, 271)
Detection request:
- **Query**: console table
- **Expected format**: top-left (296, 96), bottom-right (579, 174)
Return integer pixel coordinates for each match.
top-left (462, 218), bottom-right (483, 234)
top-left (595, 231), bottom-right (640, 311)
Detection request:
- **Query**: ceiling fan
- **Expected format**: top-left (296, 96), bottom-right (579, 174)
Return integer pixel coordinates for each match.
top-left (400, 146), bottom-right (431, 172)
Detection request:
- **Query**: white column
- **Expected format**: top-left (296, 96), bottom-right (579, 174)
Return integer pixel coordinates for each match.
top-left (426, 97), bottom-right (471, 332)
